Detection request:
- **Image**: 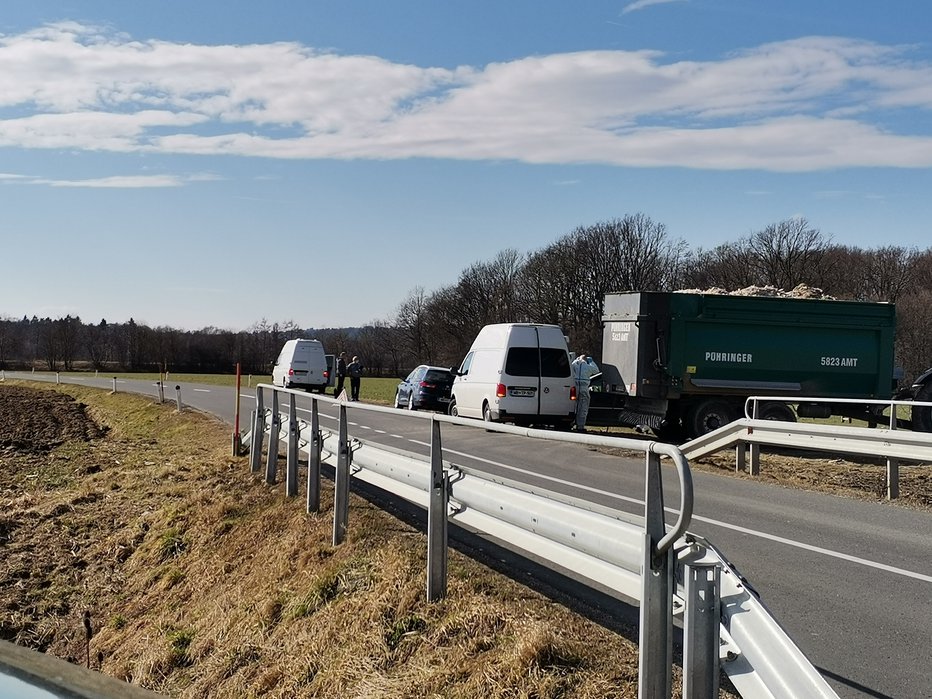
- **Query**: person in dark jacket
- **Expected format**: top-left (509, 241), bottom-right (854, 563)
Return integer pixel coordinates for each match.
top-left (348, 355), bottom-right (364, 401)
top-left (335, 352), bottom-right (348, 396)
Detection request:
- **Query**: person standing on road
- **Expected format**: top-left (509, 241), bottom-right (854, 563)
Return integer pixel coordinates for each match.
top-left (571, 352), bottom-right (599, 432)
top-left (348, 356), bottom-right (364, 401)
top-left (335, 352), bottom-right (348, 397)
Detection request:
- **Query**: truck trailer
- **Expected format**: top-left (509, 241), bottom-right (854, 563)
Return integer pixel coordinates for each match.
top-left (589, 291), bottom-right (932, 440)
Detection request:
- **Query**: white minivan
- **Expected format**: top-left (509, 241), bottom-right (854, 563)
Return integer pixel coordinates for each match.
top-left (272, 339), bottom-right (329, 393)
top-left (450, 323), bottom-right (575, 428)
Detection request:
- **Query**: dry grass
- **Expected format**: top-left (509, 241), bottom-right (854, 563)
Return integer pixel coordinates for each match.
top-left (1, 383), bottom-right (729, 698)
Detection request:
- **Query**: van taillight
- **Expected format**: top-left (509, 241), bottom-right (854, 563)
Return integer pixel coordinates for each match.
top-left (288, 368), bottom-right (295, 376)
top-left (496, 383), bottom-right (506, 398)
top-left (570, 385), bottom-right (577, 400)
top-left (323, 370), bottom-right (329, 379)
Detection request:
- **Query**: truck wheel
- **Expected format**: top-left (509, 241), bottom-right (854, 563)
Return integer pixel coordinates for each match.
top-left (688, 399), bottom-right (737, 438)
top-left (911, 382), bottom-right (932, 432)
top-left (759, 402), bottom-right (796, 422)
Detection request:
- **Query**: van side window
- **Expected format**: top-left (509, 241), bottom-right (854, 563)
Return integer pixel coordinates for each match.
top-left (459, 352), bottom-right (474, 376)
top-left (540, 348), bottom-right (570, 377)
top-left (505, 347), bottom-right (539, 377)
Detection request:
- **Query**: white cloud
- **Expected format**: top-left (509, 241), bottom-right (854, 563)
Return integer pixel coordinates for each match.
top-left (622, 0), bottom-right (687, 15)
top-left (36, 175), bottom-right (184, 188)
top-left (3, 24), bottom-right (932, 171)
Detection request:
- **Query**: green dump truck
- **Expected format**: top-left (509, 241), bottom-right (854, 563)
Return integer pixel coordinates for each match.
top-left (589, 291), bottom-right (932, 440)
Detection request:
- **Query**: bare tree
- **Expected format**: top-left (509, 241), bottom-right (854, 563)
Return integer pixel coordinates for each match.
top-left (747, 218), bottom-right (832, 289)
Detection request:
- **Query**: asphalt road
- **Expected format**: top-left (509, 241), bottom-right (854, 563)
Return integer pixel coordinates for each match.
top-left (5, 372), bottom-right (931, 699)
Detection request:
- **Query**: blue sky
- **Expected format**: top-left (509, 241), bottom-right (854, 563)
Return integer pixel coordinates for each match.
top-left (3, 1), bottom-right (932, 330)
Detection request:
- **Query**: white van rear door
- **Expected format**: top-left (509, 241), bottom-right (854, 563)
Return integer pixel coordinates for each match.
top-left (537, 344), bottom-right (573, 416)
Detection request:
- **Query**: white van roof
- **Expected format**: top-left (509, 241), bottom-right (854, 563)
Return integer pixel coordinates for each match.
top-left (470, 323), bottom-right (567, 350)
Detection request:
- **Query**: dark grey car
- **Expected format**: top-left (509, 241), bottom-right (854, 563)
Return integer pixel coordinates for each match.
top-left (394, 365), bottom-right (455, 411)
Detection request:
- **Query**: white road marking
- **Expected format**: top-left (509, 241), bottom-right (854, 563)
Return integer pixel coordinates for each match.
top-left (390, 434), bottom-right (405, 439)
top-left (193, 388), bottom-right (211, 393)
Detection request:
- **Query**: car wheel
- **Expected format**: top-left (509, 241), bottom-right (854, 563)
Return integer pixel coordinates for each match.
top-left (407, 393), bottom-right (416, 411)
top-left (393, 390), bottom-right (403, 409)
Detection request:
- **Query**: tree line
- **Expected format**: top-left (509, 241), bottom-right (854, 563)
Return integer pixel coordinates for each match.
top-left (2, 214), bottom-right (931, 383)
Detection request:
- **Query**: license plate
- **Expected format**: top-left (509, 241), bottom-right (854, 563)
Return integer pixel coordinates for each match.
top-left (510, 388), bottom-right (535, 397)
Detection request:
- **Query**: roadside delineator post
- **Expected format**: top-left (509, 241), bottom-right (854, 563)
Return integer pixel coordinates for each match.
top-left (232, 363), bottom-right (242, 457)
top-left (174, 385), bottom-right (183, 412)
top-left (111, 377), bottom-right (117, 394)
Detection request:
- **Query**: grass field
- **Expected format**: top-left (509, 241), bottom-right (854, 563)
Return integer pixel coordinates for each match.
top-left (20, 371), bottom-right (405, 406)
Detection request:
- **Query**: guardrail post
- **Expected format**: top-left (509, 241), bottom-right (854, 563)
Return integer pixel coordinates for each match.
top-left (749, 400), bottom-right (760, 476)
top-left (333, 403), bottom-right (350, 545)
top-left (427, 417), bottom-right (449, 602)
top-left (639, 450), bottom-right (673, 699)
top-left (735, 441), bottom-right (746, 473)
top-left (885, 407), bottom-right (899, 500)
top-left (250, 390), bottom-right (265, 474)
top-left (683, 558), bottom-right (721, 699)
top-left (307, 399), bottom-right (322, 513)
top-left (286, 392), bottom-right (299, 497)
top-left (265, 390), bottom-right (280, 484)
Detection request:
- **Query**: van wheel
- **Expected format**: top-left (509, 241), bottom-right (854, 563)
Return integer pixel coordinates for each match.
top-left (407, 393), bottom-right (416, 411)
top-left (482, 402), bottom-right (494, 424)
top-left (393, 390), bottom-right (403, 409)
top-left (448, 400), bottom-right (458, 417)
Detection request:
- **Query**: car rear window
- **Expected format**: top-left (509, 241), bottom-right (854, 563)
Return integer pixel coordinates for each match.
top-left (425, 369), bottom-right (453, 383)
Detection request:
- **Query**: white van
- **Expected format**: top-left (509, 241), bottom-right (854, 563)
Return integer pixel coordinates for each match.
top-left (450, 323), bottom-right (575, 428)
top-left (272, 339), bottom-right (329, 393)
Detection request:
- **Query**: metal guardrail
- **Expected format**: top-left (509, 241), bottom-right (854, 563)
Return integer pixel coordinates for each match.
top-left (680, 396), bottom-right (932, 500)
top-left (246, 384), bottom-right (839, 699)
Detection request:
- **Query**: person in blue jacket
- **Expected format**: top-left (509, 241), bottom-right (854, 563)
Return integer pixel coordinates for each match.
top-left (571, 352), bottom-right (599, 432)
